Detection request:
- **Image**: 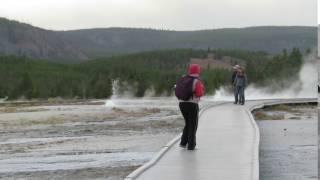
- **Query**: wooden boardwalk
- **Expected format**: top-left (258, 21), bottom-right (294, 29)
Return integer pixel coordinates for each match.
top-left (125, 99), bottom-right (316, 180)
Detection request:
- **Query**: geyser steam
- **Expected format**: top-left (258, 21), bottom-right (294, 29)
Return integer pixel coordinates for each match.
top-left (212, 53), bottom-right (318, 101)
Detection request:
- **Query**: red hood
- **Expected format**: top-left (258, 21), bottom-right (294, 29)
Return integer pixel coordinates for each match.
top-left (188, 64), bottom-right (201, 75)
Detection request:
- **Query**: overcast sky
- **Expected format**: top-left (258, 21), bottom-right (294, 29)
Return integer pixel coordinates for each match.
top-left (0, 0), bottom-right (317, 31)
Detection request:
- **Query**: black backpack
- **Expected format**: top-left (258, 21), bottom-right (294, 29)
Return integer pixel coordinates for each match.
top-left (175, 75), bottom-right (197, 101)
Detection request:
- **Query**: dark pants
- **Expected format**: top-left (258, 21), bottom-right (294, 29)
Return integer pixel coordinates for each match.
top-left (235, 86), bottom-right (245, 104)
top-left (179, 102), bottom-right (199, 149)
top-left (233, 85), bottom-right (237, 103)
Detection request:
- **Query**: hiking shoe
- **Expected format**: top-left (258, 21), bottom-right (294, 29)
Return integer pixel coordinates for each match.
top-left (187, 146), bottom-right (196, 150)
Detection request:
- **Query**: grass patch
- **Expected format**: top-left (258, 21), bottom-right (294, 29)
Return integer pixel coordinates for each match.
top-left (0, 107), bottom-right (49, 114)
top-left (111, 107), bottom-right (125, 113)
top-left (264, 104), bottom-right (302, 113)
top-left (265, 103), bottom-right (316, 112)
top-left (1, 116), bottom-right (69, 128)
top-left (289, 116), bottom-right (301, 120)
top-left (0, 107), bottom-right (18, 113)
top-left (142, 108), bottom-right (161, 114)
top-left (21, 116), bottom-right (66, 126)
top-left (253, 111), bottom-right (285, 120)
top-left (269, 104), bottom-right (291, 111)
top-left (0, 99), bottom-right (99, 108)
top-left (266, 104), bottom-right (290, 111)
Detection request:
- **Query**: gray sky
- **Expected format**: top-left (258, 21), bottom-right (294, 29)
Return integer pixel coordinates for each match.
top-left (0, 0), bottom-right (317, 31)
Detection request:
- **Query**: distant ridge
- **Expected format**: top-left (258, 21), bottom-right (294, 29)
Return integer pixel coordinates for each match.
top-left (0, 18), bottom-right (88, 62)
top-left (0, 17), bottom-right (317, 63)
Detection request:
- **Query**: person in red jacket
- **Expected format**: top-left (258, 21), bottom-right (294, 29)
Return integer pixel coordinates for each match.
top-left (179, 64), bottom-right (205, 150)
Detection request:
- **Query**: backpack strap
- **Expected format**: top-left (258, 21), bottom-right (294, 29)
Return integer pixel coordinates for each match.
top-left (186, 75), bottom-right (200, 94)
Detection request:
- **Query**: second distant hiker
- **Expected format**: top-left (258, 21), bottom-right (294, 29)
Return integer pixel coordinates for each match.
top-left (175, 64), bottom-right (205, 150)
top-left (232, 65), bottom-right (240, 104)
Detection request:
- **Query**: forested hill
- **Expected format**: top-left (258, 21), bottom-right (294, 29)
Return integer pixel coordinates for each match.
top-left (0, 18), bottom-right (88, 62)
top-left (0, 17), bottom-right (316, 63)
top-left (0, 48), bottom-right (305, 100)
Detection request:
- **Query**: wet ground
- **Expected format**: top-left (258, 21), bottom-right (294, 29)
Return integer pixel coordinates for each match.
top-left (0, 98), bottom-right (214, 180)
top-left (255, 104), bottom-right (318, 180)
top-left (0, 99), bottom-right (316, 180)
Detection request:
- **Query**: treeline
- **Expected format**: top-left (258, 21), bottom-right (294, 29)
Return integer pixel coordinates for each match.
top-left (0, 56), bottom-right (98, 99)
top-left (0, 48), bottom-right (306, 100)
top-left (212, 48), bottom-right (305, 86)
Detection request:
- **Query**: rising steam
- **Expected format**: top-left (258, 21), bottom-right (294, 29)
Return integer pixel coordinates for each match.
top-left (105, 52), bottom-right (317, 105)
top-left (211, 52), bottom-right (318, 101)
